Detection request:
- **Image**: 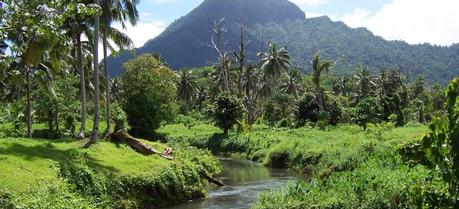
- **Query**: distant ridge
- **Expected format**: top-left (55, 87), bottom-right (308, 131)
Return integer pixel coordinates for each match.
top-left (107, 0), bottom-right (459, 84)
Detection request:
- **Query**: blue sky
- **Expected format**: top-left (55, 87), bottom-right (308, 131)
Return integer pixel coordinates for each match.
top-left (117, 0), bottom-right (459, 48)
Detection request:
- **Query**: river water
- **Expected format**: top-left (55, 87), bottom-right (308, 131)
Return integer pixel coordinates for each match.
top-left (167, 159), bottom-right (298, 209)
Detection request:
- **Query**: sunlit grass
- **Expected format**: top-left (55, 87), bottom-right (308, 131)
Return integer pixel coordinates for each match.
top-left (0, 137), bottom-right (172, 193)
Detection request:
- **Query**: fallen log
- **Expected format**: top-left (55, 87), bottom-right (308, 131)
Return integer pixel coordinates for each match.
top-left (109, 130), bottom-right (161, 155)
top-left (108, 130), bottom-right (225, 186)
top-left (204, 174), bottom-right (225, 186)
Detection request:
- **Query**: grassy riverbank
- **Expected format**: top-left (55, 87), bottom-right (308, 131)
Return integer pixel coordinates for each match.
top-left (159, 123), bottom-right (452, 208)
top-left (159, 123), bottom-right (424, 176)
top-left (0, 137), bottom-right (221, 208)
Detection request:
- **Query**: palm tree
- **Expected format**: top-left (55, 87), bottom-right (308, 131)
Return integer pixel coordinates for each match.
top-left (110, 76), bottom-right (122, 103)
top-left (100, 0), bottom-right (139, 136)
top-left (63, 2), bottom-right (93, 139)
top-left (258, 43), bottom-right (290, 80)
top-left (3, 0), bottom-right (67, 138)
top-left (177, 69), bottom-right (199, 107)
top-left (311, 53), bottom-right (333, 110)
top-left (86, 1), bottom-right (101, 148)
top-left (354, 65), bottom-right (372, 101)
top-left (281, 69), bottom-right (302, 98)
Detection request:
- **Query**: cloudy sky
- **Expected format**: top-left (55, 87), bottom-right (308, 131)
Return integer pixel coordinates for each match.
top-left (116, 0), bottom-right (459, 48)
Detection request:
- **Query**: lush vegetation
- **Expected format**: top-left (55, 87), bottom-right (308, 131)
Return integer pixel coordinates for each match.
top-left (107, 0), bottom-right (459, 84)
top-left (122, 54), bottom-right (177, 138)
top-left (1, 0), bottom-right (458, 208)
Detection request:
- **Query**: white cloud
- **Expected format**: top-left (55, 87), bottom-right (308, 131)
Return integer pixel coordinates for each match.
top-left (289, 0), bottom-right (329, 8)
top-left (113, 20), bottom-right (166, 48)
top-left (341, 0), bottom-right (459, 46)
top-left (306, 12), bottom-right (325, 18)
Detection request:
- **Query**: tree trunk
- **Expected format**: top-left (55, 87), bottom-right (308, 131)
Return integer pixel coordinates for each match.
top-left (86, 10), bottom-right (100, 148)
top-left (26, 67), bottom-right (32, 138)
top-left (103, 28), bottom-right (111, 137)
top-left (316, 83), bottom-right (323, 111)
top-left (109, 130), bottom-right (161, 155)
top-left (76, 33), bottom-right (86, 139)
top-left (109, 130), bottom-right (225, 186)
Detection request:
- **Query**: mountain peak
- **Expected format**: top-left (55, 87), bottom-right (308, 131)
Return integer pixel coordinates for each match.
top-left (194, 0), bottom-right (305, 24)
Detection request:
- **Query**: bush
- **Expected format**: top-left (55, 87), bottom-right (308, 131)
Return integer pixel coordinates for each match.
top-left (122, 54), bottom-right (177, 138)
top-left (295, 92), bottom-right (320, 127)
top-left (0, 187), bottom-right (14, 209)
top-left (111, 102), bottom-right (129, 132)
top-left (263, 93), bottom-right (295, 128)
top-left (418, 78), bottom-right (459, 204)
top-left (210, 93), bottom-right (244, 135)
top-left (325, 95), bottom-right (343, 126)
top-left (353, 97), bottom-right (380, 130)
top-left (34, 75), bottom-right (79, 138)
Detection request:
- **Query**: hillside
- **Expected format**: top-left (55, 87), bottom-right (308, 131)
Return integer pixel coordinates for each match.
top-left (107, 0), bottom-right (459, 84)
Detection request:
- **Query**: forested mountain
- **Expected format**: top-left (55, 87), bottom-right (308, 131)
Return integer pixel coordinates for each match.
top-left (106, 0), bottom-right (459, 84)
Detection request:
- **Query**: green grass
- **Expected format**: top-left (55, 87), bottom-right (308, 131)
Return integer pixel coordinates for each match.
top-left (158, 122), bottom-right (454, 208)
top-left (0, 138), bottom-right (171, 192)
top-left (159, 123), bottom-right (427, 176)
top-left (0, 135), bottom-right (221, 208)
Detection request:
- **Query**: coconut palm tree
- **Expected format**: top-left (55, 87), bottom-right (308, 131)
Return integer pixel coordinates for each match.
top-left (311, 53), bottom-right (333, 110)
top-left (281, 69), bottom-right (302, 98)
top-left (86, 0), bottom-right (101, 147)
top-left (258, 43), bottom-right (290, 80)
top-left (100, 0), bottom-right (139, 136)
top-left (110, 76), bottom-right (122, 103)
top-left (177, 69), bottom-right (199, 107)
top-left (63, 1), bottom-right (94, 139)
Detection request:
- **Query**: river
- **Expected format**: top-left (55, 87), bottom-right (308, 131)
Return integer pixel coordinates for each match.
top-left (167, 159), bottom-right (298, 209)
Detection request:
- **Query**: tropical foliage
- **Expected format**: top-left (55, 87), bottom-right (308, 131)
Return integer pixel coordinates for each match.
top-left (121, 54), bottom-right (177, 138)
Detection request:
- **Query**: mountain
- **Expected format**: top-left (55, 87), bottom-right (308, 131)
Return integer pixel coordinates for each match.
top-left (107, 0), bottom-right (459, 84)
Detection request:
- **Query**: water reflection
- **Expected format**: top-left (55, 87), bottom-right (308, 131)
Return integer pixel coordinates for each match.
top-left (167, 159), bottom-right (297, 209)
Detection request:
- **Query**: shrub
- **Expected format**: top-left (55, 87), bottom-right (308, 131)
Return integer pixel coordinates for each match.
top-left (325, 96), bottom-right (343, 126)
top-left (34, 75), bottom-right (79, 138)
top-left (210, 93), bottom-right (244, 135)
top-left (263, 97), bottom-right (282, 127)
top-left (419, 78), bottom-right (459, 204)
top-left (353, 97), bottom-right (380, 130)
top-left (122, 54), bottom-right (177, 138)
top-left (111, 102), bottom-right (129, 132)
top-left (295, 92), bottom-right (320, 127)
top-left (0, 186), bottom-right (14, 209)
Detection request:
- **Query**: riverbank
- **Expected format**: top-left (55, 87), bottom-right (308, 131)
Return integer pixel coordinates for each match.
top-left (159, 123), bottom-right (452, 208)
top-left (0, 137), bottom-right (221, 208)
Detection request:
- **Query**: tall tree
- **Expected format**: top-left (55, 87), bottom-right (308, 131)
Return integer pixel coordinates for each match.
top-left (258, 42), bottom-right (290, 80)
top-left (1, 0), bottom-right (70, 137)
top-left (100, 0), bottom-right (138, 136)
top-left (208, 18), bottom-right (232, 92)
top-left (62, 1), bottom-right (95, 139)
top-left (234, 20), bottom-right (249, 97)
top-left (86, 0), bottom-right (101, 148)
top-left (311, 53), bottom-right (333, 110)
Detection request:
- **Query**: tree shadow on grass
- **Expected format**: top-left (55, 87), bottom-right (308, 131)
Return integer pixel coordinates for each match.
top-left (0, 141), bottom-right (118, 174)
top-left (205, 133), bottom-right (228, 154)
